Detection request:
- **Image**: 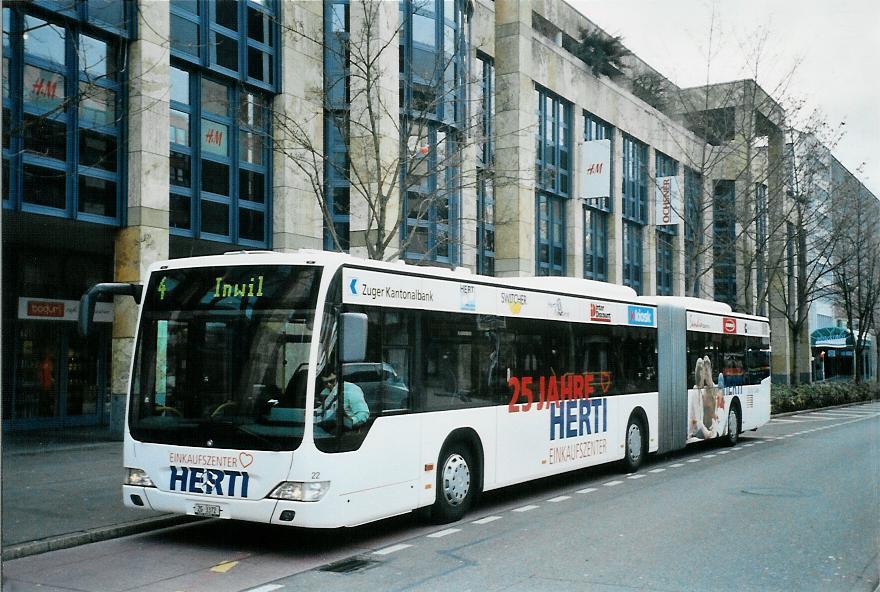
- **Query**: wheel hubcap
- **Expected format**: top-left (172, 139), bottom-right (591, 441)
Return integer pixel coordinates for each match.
top-left (441, 453), bottom-right (470, 506)
top-left (728, 410), bottom-right (737, 437)
top-left (627, 424), bottom-right (642, 463)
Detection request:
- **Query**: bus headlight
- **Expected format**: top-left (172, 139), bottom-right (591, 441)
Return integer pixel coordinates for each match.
top-left (125, 468), bottom-right (155, 488)
top-left (269, 481), bottom-right (330, 502)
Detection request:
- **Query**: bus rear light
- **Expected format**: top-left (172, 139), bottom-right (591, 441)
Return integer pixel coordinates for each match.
top-left (269, 481), bottom-right (330, 502)
top-left (125, 468), bottom-right (155, 488)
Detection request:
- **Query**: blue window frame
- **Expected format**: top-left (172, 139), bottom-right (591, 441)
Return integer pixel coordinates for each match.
top-left (713, 180), bottom-right (736, 307)
top-left (684, 167), bottom-right (702, 297)
top-left (656, 229), bottom-right (674, 295)
top-left (536, 86), bottom-right (571, 198)
top-left (622, 134), bottom-right (647, 222)
top-left (655, 151), bottom-right (677, 296)
top-left (3, 4), bottom-right (128, 225)
top-left (324, 114), bottom-right (350, 251)
top-left (537, 194), bottom-right (565, 276)
top-left (536, 86), bottom-right (570, 276)
top-left (755, 183), bottom-right (768, 315)
top-left (583, 111), bottom-right (612, 280)
top-left (621, 134), bottom-right (647, 292)
top-left (323, 0), bottom-right (350, 251)
top-left (399, 0), bottom-right (465, 125)
top-left (623, 221), bottom-right (643, 293)
top-left (404, 124), bottom-right (459, 262)
top-left (32, 0), bottom-right (133, 37)
top-left (399, 0), bottom-right (468, 264)
top-left (476, 53), bottom-right (494, 275)
top-left (583, 206), bottom-right (607, 281)
top-left (169, 65), bottom-right (272, 246)
top-left (170, 0), bottom-right (278, 93)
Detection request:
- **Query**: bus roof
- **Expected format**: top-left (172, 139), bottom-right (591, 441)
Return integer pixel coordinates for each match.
top-left (147, 250), bottom-right (763, 318)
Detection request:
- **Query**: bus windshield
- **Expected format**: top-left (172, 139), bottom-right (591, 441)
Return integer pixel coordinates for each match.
top-left (129, 265), bottom-right (323, 451)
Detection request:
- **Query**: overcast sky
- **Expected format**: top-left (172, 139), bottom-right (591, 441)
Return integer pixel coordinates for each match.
top-left (569, 0), bottom-right (880, 196)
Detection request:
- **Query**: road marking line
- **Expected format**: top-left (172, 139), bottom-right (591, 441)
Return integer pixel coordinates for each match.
top-left (210, 561), bottom-right (239, 574)
top-left (649, 468), bottom-right (666, 473)
top-left (770, 418), bottom-right (802, 424)
top-left (627, 474), bottom-right (646, 480)
top-left (686, 458), bottom-right (701, 463)
top-left (427, 528), bottom-right (461, 538)
top-left (576, 487), bottom-right (597, 494)
top-left (669, 463), bottom-right (684, 467)
top-left (703, 454), bottom-right (717, 458)
top-left (547, 495), bottom-right (571, 503)
top-left (245, 586), bottom-right (284, 592)
top-left (472, 515), bottom-right (502, 525)
top-left (374, 543), bottom-right (412, 555)
top-left (512, 504), bottom-right (539, 512)
top-left (603, 480), bottom-right (623, 487)
top-left (717, 450), bottom-right (730, 454)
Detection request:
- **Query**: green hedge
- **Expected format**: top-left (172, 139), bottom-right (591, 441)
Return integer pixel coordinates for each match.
top-left (771, 381), bottom-right (880, 414)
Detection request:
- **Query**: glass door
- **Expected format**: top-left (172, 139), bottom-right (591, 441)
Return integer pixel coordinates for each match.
top-left (10, 320), bottom-right (108, 427)
top-left (13, 322), bottom-right (64, 421)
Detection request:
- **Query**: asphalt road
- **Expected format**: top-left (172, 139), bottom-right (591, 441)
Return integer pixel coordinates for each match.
top-left (3, 403), bottom-right (878, 592)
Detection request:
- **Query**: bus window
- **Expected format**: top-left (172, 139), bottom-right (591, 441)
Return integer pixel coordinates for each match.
top-left (419, 311), bottom-right (503, 411)
top-left (380, 309), bottom-right (412, 412)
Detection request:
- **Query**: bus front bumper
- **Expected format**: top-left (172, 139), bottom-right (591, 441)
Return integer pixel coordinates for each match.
top-left (123, 485), bottom-right (349, 528)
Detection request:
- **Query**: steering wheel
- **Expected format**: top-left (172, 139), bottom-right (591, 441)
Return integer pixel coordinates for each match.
top-left (210, 401), bottom-right (238, 417)
top-left (155, 405), bottom-right (182, 417)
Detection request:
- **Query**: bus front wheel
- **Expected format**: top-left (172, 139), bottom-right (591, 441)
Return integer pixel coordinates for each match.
top-left (622, 416), bottom-right (645, 472)
top-left (431, 443), bottom-right (475, 523)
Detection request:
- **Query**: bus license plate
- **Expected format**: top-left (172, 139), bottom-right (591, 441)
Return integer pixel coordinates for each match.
top-left (192, 503), bottom-right (222, 518)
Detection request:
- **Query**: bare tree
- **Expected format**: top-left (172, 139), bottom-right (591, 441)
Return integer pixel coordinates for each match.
top-left (831, 171), bottom-right (880, 383)
top-left (766, 124), bottom-right (845, 384)
top-left (636, 18), bottom-right (855, 384)
top-left (274, 0), bottom-right (521, 263)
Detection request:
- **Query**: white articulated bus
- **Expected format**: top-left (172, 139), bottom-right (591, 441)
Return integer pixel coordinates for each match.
top-left (80, 250), bottom-right (770, 528)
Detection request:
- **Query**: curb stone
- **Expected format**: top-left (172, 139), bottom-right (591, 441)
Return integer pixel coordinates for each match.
top-left (2, 515), bottom-right (199, 561)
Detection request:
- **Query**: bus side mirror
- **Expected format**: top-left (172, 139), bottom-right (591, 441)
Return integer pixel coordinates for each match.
top-left (79, 283), bottom-right (144, 337)
top-left (340, 312), bottom-right (368, 363)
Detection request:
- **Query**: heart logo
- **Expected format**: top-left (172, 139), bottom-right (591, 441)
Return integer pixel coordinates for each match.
top-left (239, 452), bottom-right (254, 468)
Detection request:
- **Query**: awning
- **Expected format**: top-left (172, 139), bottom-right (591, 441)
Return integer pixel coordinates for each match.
top-left (811, 326), bottom-right (872, 349)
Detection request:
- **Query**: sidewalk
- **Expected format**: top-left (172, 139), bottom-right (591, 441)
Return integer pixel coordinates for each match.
top-left (1, 426), bottom-right (191, 560)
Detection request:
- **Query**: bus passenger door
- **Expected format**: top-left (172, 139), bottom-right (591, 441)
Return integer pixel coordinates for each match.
top-left (319, 308), bottom-right (421, 520)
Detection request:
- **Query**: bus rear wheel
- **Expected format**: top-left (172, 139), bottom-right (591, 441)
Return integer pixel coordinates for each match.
top-left (622, 416), bottom-right (645, 472)
top-left (723, 404), bottom-right (740, 447)
top-left (431, 443), bottom-right (475, 524)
